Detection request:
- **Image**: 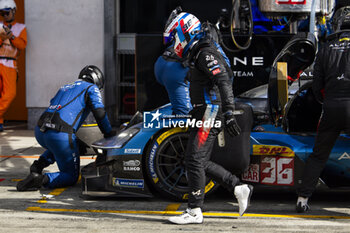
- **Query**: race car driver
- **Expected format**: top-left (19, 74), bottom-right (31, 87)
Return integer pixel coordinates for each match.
top-left (155, 8), bottom-right (232, 116)
top-left (296, 6), bottom-right (350, 212)
top-left (164, 10), bottom-right (253, 224)
top-left (0, 0), bottom-right (27, 132)
top-left (17, 65), bottom-right (115, 191)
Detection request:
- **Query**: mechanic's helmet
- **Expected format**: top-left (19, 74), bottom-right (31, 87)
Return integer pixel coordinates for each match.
top-left (0, 0), bottom-right (16, 11)
top-left (78, 65), bottom-right (104, 90)
top-left (332, 6), bottom-right (350, 32)
top-left (164, 10), bottom-right (201, 58)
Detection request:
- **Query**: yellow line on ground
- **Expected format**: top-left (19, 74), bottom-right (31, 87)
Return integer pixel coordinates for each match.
top-left (25, 206), bottom-right (350, 219)
top-left (0, 155), bottom-right (95, 160)
top-left (164, 203), bottom-right (181, 213)
top-left (37, 187), bottom-right (68, 204)
top-left (81, 157), bottom-right (96, 160)
top-left (82, 124), bottom-right (98, 127)
top-left (0, 155), bottom-right (40, 159)
top-left (48, 188), bottom-right (67, 196)
top-left (37, 198), bottom-right (48, 204)
top-left (26, 206), bottom-right (178, 215)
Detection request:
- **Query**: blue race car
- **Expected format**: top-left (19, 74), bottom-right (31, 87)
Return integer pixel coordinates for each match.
top-left (79, 79), bottom-right (350, 201)
top-left (79, 33), bottom-right (350, 200)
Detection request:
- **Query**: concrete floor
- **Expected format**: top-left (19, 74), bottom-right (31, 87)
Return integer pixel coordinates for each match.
top-left (1, 126), bottom-right (350, 232)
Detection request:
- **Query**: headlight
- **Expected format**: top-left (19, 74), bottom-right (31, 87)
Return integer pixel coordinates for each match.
top-left (92, 127), bottom-right (140, 149)
top-left (113, 127), bottom-right (140, 148)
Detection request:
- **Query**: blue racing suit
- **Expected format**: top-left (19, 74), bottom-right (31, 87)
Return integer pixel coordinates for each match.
top-left (154, 47), bottom-right (191, 115)
top-left (35, 80), bottom-right (112, 188)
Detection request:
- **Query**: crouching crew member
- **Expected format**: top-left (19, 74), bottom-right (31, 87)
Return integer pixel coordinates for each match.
top-left (17, 65), bottom-right (115, 191)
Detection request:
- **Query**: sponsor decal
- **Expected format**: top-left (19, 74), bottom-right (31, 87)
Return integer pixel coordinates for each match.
top-left (206, 54), bottom-right (215, 61)
top-left (230, 56), bottom-right (263, 78)
top-left (113, 178), bottom-right (144, 188)
top-left (123, 166), bottom-right (140, 171)
top-left (148, 143), bottom-right (159, 183)
top-left (241, 164), bottom-right (259, 183)
top-left (191, 189), bottom-right (202, 196)
top-left (182, 180), bottom-right (216, 200)
top-left (123, 160), bottom-right (141, 171)
top-left (92, 87), bottom-right (103, 102)
top-left (232, 71), bottom-right (254, 77)
top-left (48, 104), bottom-right (62, 110)
top-left (61, 82), bottom-right (76, 91)
top-left (124, 148), bottom-right (141, 154)
top-left (253, 145), bottom-right (295, 157)
top-left (338, 152), bottom-right (350, 160)
top-left (123, 160), bottom-right (140, 166)
top-left (204, 180), bottom-right (215, 193)
top-left (156, 127), bottom-right (187, 145)
top-left (209, 65), bottom-right (220, 71)
top-left (260, 156), bottom-right (294, 186)
top-left (207, 60), bottom-right (218, 67)
top-left (337, 74), bottom-right (345, 81)
top-left (212, 68), bottom-right (221, 75)
top-left (232, 56), bottom-right (264, 66)
top-left (299, 71), bottom-right (313, 78)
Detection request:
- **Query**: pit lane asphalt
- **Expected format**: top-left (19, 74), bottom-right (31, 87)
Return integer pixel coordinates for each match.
top-left (1, 127), bottom-right (350, 232)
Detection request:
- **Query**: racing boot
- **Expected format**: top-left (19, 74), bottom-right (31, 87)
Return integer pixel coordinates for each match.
top-left (30, 157), bottom-right (47, 174)
top-left (234, 184), bottom-right (254, 216)
top-left (296, 196), bottom-right (310, 213)
top-left (16, 172), bottom-right (44, 191)
top-left (168, 208), bottom-right (203, 224)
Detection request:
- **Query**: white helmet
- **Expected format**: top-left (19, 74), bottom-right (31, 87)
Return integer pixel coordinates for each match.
top-left (0, 0), bottom-right (16, 11)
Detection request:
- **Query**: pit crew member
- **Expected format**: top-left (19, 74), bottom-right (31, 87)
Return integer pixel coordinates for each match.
top-left (296, 6), bottom-right (350, 212)
top-left (17, 65), bottom-right (115, 191)
top-left (154, 46), bottom-right (191, 115)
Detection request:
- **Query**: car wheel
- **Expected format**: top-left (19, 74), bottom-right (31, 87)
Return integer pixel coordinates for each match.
top-left (145, 127), bottom-right (219, 201)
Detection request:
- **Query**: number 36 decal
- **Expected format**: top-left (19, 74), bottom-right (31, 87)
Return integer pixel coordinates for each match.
top-left (260, 156), bottom-right (294, 186)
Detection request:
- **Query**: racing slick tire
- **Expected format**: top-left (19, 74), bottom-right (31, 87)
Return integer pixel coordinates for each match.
top-left (144, 127), bottom-right (219, 201)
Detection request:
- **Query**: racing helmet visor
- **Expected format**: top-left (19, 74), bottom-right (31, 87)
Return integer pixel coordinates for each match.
top-left (163, 7), bottom-right (183, 45)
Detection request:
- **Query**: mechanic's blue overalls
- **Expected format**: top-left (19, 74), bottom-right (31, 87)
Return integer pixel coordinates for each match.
top-left (35, 80), bottom-right (112, 188)
top-left (154, 48), bottom-right (191, 115)
top-left (154, 44), bottom-right (231, 115)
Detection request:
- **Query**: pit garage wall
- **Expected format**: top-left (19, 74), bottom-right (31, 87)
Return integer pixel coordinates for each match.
top-left (25, 0), bottom-right (104, 129)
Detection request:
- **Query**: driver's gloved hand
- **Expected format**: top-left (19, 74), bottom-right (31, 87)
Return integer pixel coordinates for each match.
top-left (104, 129), bottom-right (116, 138)
top-left (223, 110), bottom-right (241, 137)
